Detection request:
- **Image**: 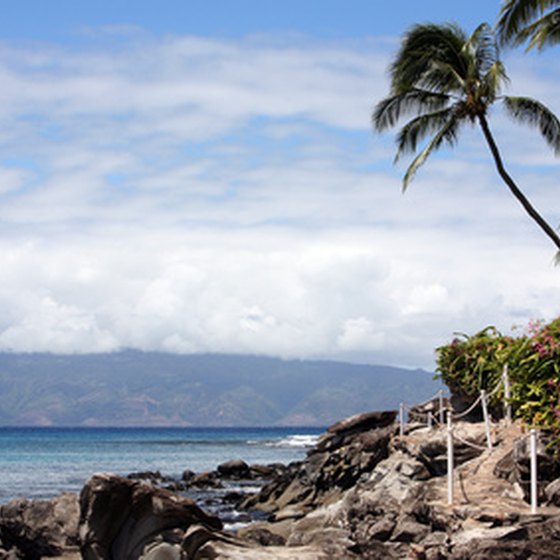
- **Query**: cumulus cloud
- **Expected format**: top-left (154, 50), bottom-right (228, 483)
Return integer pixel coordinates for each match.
top-left (0, 31), bottom-right (556, 368)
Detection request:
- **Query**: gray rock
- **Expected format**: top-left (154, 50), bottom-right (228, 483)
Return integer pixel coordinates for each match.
top-left (366, 517), bottom-right (396, 541)
top-left (140, 542), bottom-right (183, 560)
top-left (0, 492), bottom-right (79, 559)
top-left (217, 459), bottom-right (250, 478)
top-left (79, 473), bottom-right (221, 560)
top-left (326, 410), bottom-right (397, 437)
top-left (390, 517), bottom-right (429, 543)
top-left (545, 477), bottom-right (560, 506)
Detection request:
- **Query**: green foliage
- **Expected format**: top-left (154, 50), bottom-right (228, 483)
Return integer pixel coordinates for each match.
top-left (497, 0), bottom-right (560, 51)
top-left (436, 317), bottom-right (560, 432)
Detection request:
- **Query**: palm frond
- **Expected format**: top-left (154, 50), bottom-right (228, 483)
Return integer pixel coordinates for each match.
top-left (422, 61), bottom-right (467, 94)
top-left (497, 0), bottom-right (558, 44)
top-left (503, 96), bottom-right (560, 155)
top-left (372, 89), bottom-right (451, 131)
top-left (390, 23), bottom-right (468, 93)
top-left (395, 107), bottom-right (457, 161)
top-left (497, 0), bottom-right (560, 47)
top-left (402, 115), bottom-right (462, 191)
top-left (522, 8), bottom-right (560, 49)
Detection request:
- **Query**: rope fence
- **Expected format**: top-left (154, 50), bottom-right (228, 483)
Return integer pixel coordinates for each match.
top-left (397, 364), bottom-right (539, 513)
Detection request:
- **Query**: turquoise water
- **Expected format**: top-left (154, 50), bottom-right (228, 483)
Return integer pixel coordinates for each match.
top-left (0, 427), bottom-right (324, 503)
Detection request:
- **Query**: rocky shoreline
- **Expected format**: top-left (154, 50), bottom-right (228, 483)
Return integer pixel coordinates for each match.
top-left (1, 407), bottom-right (560, 559)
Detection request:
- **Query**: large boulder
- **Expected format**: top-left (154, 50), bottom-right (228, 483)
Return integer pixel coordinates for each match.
top-left (79, 473), bottom-right (222, 560)
top-left (216, 459), bottom-right (250, 479)
top-left (0, 492), bottom-right (79, 559)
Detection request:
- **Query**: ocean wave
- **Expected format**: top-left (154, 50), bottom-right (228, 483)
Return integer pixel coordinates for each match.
top-left (265, 434), bottom-right (319, 449)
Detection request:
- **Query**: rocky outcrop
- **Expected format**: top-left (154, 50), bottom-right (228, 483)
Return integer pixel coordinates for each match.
top-left (494, 429), bottom-right (560, 504)
top-left (79, 473), bottom-right (222, 559)
top-left (76, 473), bottom-right (338, 559)
top-left (0, 492), bottom-right (79, 559)
top-left (240, 418), bottom-right (560, 559)
top-left (3, 410), bottom-right (560, 559)
top-left (242, 410), bottom-right (397, 516)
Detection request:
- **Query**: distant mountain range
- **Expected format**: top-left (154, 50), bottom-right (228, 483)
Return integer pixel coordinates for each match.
top-left (0, 351), bottom-right (440, 427)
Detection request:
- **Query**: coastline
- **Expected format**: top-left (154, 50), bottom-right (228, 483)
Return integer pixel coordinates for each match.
top-left (1, 408), bottom-right (560, 559)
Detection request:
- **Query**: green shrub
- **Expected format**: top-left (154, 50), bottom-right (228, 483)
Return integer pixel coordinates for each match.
top-left (435, 318), bottom-right (560, 433)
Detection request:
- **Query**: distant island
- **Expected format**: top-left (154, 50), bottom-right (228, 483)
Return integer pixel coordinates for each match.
top-left (0, 351), bottom-right (439, 426)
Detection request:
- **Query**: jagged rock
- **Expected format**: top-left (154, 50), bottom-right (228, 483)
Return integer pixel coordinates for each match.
top-left (243, 416), bottom-right (397, 517)
top-left (0, 493), bottom-right (79, 559)
top-left (449, 539), bottom-right (558, 560)
top-left (248, 463), bottom-right (287, 479)
top-left (392, 421), bottom-right (488, 479)
top-left (79, 473), bottom-right (222, 560)
top-left (391, 516), bottom-right (429, 543)
top-left (365, 516), bottom-right (396, 541)
top-left (545, 477), bottom-right (560, 506)
top-left (494, 432), bottom-right (560, 501)
top-left (326, 410), bottom-right (397, 437)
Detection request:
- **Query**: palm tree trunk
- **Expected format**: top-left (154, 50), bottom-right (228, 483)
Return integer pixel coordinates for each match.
top-left (478, 113), bottom-right (560, 251)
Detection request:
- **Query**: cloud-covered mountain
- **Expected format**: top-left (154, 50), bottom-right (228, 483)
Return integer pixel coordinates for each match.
top-left (0, 351), bottom-right (440, 426)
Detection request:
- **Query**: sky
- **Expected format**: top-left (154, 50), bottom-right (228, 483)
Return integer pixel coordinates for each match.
top-left (0, 0), bottom-right (557, 369)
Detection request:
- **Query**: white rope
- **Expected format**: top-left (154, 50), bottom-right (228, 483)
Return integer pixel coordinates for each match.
top-left (452, 393), bottom-right (483, 420)
top-left (414, 389), bottom-right (447, 409)
top-left (487, 375), bottom-right (504, 398)
top-left (453, 432), bottom-right (488, 452)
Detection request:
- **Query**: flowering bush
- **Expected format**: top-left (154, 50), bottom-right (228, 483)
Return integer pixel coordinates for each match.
top-left (435, 317), bottom-right (560, 433)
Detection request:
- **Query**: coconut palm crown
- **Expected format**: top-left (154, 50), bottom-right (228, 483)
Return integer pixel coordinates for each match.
top-left (373, 22), bottom-right (560, 251)
top-left (497, 0), bottom-right (560, 50)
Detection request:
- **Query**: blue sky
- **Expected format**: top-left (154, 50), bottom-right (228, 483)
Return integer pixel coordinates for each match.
top-left (0, 1), bottom-right (557, 368)
top-left (1, 1), bottom-right (499, 41)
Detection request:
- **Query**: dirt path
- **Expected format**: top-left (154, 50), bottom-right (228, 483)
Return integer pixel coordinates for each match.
top-left (422, 420), bottom-right (559, 517)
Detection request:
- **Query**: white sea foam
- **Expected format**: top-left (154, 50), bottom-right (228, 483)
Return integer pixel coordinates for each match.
top-left (267, 434), bottom-right (319, 448)
top-left (223, 520), bottom-right (252, 532)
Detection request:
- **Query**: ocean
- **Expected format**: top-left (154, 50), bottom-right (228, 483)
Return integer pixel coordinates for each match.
top-left (0, 426), bottom-right (325, 504)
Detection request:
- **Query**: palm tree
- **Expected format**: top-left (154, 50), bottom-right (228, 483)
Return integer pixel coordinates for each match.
top-left (373, 22), bottom-right (560, 251)
top-left (497, 0), bottom-right (560, 50)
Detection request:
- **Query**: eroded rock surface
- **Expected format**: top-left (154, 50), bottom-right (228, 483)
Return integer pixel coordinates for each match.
top-left (0, 492), bottom-right (79, 560)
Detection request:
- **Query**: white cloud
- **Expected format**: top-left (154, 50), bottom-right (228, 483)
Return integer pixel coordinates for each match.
top-left (0, 31), bottom-right (556, 368)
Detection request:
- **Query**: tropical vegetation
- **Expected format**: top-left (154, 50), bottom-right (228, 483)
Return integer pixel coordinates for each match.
top-left (372, 22), bottom-right (560, 251)
top-left (436, 317), bottom-right (560, 433)
top-left (497, 0), bottom-right (560, 50)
